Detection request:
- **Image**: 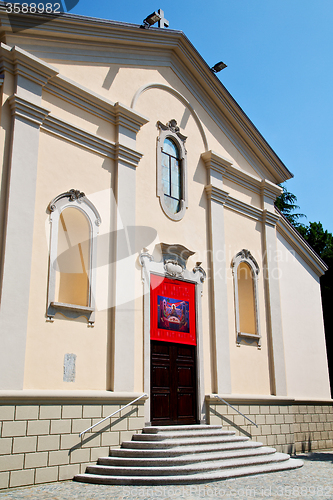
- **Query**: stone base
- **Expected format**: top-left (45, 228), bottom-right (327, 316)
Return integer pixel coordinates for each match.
top-left (206, 396), bottom-right (333, 455)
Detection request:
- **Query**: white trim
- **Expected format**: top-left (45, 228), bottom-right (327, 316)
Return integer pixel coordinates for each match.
top-left (132, 83), bottom-right (209, 151)
top-left (232, 250), bottom-right (261, 347)
top-left (276, 211), bottom-right (327, 277)
top-left (47, 191), bottom-right (101, 325)
top-left (157, 121), bottom-right (188, 221)
top-left (42, 114), bottom-right (116, 157)
top-left (139, 249), bottom-right (207, 424)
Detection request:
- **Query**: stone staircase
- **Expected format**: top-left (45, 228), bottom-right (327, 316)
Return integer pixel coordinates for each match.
top-left (74, 424), bottom-right (303, 485)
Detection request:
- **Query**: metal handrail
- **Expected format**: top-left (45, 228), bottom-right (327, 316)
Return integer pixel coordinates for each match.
top-left (214, 395), bottom-right (258, 428)
top-left (79, 393), bottom-right (148, 438)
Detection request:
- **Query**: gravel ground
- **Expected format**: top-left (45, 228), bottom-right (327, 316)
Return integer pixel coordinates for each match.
top-left (0, 452), bottom-right (332, 500)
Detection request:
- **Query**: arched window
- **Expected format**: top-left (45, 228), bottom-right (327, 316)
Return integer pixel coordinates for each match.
top-left (232, 249), bottom-right (261, 346)
top-left (157, 120), bottom-right (187, 221)
top-left (161, 138), bottom-right (181, 214)
top-left (47, 189), bottom-right (101, 325)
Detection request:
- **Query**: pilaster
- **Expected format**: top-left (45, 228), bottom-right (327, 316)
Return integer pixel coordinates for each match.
top-left (262, 209), bottom-right (287, 396)
top-left (111, 104), bottom-right (148, 392)
top-left (0, 95), bottom-right (50, 389)
top-left (201, 150), bottom-right (232, 394)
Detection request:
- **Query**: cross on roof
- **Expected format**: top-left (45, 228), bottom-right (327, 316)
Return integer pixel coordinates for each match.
top-left (157, 9), bottom-right (169, 28)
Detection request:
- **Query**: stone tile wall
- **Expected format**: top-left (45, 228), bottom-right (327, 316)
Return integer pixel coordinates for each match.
top-left (0, 399), bottom-right (145, 490)
top-left (207, 399), bottom-right (333, 455)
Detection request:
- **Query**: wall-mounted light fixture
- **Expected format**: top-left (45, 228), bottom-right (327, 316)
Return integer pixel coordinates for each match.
top-left (211, 61), bottom-right (227, 73)
top-left (141, 9), bottom-right (169, 29)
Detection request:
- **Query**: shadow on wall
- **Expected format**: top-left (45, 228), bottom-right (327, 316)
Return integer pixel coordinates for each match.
top-left (68, 408), bottom-right (136, 455)
top-left (210, 407), bottom-right (252, 439)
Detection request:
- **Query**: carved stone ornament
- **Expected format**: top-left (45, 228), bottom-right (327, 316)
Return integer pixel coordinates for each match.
top-left (164, 259), bottom-right (185, 278)
top-left (232, 249), bottom-right (259, 276)
top-left (158, 243), bottom-right (195, 269)
top-left (49, 189), bottom-right (85, 212)
top-left (48, 189), bottom-right (101, 226)
top-left (193, 262), bottom-right (207, 283)
top-left (157, 120), bottom-right (187, 144)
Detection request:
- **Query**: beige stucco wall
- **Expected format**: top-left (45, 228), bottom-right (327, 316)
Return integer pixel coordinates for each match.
top-left (24, 129), bottom-right (114, 390)
top-left (276, 232), bottom-right (331, 399)
top-left (224, 209), bottom-right (271, 395)
top-left (1, 35), bottom-right (329, 402)
top-left (133, 86), bottom-right (212, 394)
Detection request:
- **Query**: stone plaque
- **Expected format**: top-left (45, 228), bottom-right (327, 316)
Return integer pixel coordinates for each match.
top-left (63, 353), bottom-right (76, 382)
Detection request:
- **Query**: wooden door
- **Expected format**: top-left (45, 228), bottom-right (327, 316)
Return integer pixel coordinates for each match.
top-left (150, 340), bottom-right (197, 425)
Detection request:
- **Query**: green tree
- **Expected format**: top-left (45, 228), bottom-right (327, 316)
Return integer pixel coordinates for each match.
top-left (275, 184), bottom-right (305, 227)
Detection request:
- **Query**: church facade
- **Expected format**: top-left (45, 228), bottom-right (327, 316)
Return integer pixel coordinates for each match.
top-left (0, 10), bottom-right (332, 489)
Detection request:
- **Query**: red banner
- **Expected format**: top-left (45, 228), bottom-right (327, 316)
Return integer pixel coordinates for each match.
top-left (150, 274), bottom-right (196, 345)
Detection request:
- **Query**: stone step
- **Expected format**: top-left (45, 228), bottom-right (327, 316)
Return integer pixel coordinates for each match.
top-left (143, 424), bottom-right (222, 433)
top-left (121, 435), bottom-right (249, 449)
top-left (74, 458), bottom-right (304, 485)
top-left (88, 452), bottom-right (290, 477)
top-left (133, 429), bottom-right (235, 440)
top-left (110, 440), bottom-right (263, 458)
top-left (97, 446), bottom-right (277, 468)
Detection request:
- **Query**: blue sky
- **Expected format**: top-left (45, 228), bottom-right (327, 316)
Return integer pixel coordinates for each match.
top-left (67, 0), bottom-right (332, 233)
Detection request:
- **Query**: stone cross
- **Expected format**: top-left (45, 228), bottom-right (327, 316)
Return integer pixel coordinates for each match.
top-left (157, 9), bottom-right (169, 28)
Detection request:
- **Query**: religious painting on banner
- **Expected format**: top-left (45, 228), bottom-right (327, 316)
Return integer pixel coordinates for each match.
top-left (150, 274), bottom-right (196, 345)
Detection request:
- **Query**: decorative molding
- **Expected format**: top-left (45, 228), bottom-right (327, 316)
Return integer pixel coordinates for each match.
top-left (115, 143), bottom-right (143, 168)
top-left (276, 210), bottom-right (328, 277)
top-left (261, 179), bottom-right (283, 200)
top-left (158, 242), bottom-right (195, 269)
top-left (225, 195), bottom-right (263, 222)
top-left (205, 185), bottom-right (229, 205)
top-left (157, 119), bottom-right (187, 143)
top-left (114, 102), bottom-right (149, 134)
top-left (8, 94), bottom-right (50, 126)
top-left (48, 189), bottom-right (101, 226)
top-left (201, 150), bottom-right (232, 174)
top-left (193, 262), bottom-right (206, 283)
top-left (164, 259), bottom-right (185, 279)
top-left (47, 191), bottom-right (101, 325)
top-left (42, 114), bottom-right (116, 158)
top-left (0, 43), bottom-right (58, 86)
top-left (45, 75), bottom-right (117, 125)
top-left (0, 16), bottom-right (292, 181)
top-left (139, 245), bottom-right (207, 424)
top-left (157, 120), bottom-right (188, 221)
top-left (49, 189), bottom-right (85, 210)
top-left (232, 249), bottom-right (260, 276)
top-left (139, 248), bottom-right (154, 268)
top-left (132, 83), bottom-right (208, 151)
top-left (232, 249), bottom-right (261, 347)
top-left (262, 209), bottom-right (280, 227)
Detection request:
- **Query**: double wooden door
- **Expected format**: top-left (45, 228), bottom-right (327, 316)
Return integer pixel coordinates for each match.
top-left (150, 340), bottom-right (197, 425)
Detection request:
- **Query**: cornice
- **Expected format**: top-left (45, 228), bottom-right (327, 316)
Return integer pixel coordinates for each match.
top-left (1, 43), bottom-right (58, 86)
top-left (225, 195), bottom-right (263, 222)
top-left (262, 209), bottom-right (280, 227)
top-left (45, 75), bottom-right (116, 125)
top-left (42, 114), bottom-right (116, 158)
top-left (201, 150), bottom-right (232, 174)
top-left (0, 390), bottom-right (148, 402)
top-left (115, 143), bottom-right (143, 168)
top-left (205, 183), bottom-right (276, 225)
top-left (114, 102), bottom-right (149, 134)
top-left (8, 94), bottom-right (50, 126)
top-left (201, 150), bottom-right (275, 198)
top-left (261, 179), bottom-right (283, 200)
top-left (205, 185), bottom-right (229, 205)
top-left (276, 211), bottom-right (328, 277)
top-left (0, 12), bottom-right (293, 183)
